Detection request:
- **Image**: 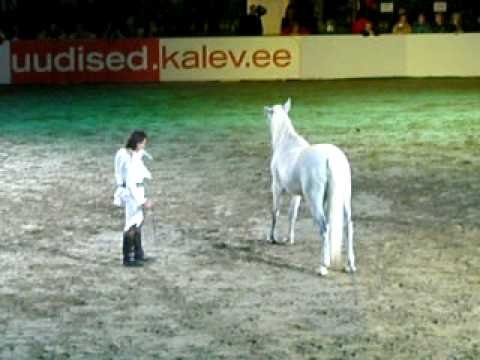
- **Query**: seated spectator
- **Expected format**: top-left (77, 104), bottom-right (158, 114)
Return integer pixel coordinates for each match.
top-left (461, 9), bottom-right (477, 32)
top-left (281, 21), bottom-right (311, 35)
top-left (351, 9), bottom-right (373, 35)
top-left (37, 28), bottom-right (48, 40)
top-left (281, 3), bottom-right (309, 35)
top-left (398, 7), bottom-right (407, 16)
top-left (363, 21), bottom-right (377, 36)
top-left (70, 24), bottom-right (96, 39)
top-left (412, 13), bottom-right (432, 33)
top-left (295, 1), bottom-right (316, 34)
top-left (146, 20), bottom-right (160, 37)
top-left (281, 4), bottom-right (296, 32)
top-left (123, 16), bottom-right (137, 38)
top-left (10, 25), bottom-right (21, 41)
top-left (103, 22), bottom-right (125, 39)
top-left (46, 23), bottom-right (67, 40)
top-left (392, 14), bottom-right (412, 34)
top-left (432, 12), bottom-right (447, 33)
top-left (136, 27), bottom-right (145, 38)
top-left (318, 19), bottom-right (336, 34)
top-left (377, 19), bottom-right (391, 34)
top-left (0, 28), bottom-right (6, 44)
top-left (447, 12), bottom-right (464, 33)
top-left (334, 18), bottom-right (352, 34)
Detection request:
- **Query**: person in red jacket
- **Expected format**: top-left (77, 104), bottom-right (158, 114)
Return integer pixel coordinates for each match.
top-left (352, 11), bottom-right (371, 34)
top-left (352, 9), bottom-right (376, 35)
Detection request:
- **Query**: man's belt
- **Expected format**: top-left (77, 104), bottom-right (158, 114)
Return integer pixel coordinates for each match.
top-left (118, 182), bottom-right (143, 187)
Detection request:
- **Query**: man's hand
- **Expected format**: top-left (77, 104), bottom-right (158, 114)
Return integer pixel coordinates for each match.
top-left (143, 199), bottom-right (154, 209)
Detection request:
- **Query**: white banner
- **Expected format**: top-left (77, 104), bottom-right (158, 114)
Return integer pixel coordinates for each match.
top-left (159, 37), bottom-right (300, 81)
top-left (301, 34), bottom-right (480, 79)
top-left (433, 2), bottom-right (447, 12)
top-left (380, 2), bottom-right (394, 13)
top-left (301, 35), bottom-right (406, 79)
top-left (0, 41), bottom-right (11, 84)
top-left (406, 34), bottom-right (480, 77)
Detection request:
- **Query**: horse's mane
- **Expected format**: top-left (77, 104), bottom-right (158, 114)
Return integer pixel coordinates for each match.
top-left (270, 107), bottom-right (308, 150)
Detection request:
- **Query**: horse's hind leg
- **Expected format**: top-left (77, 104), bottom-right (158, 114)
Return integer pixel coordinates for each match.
top-left (269, 180), bottom-right (282, 243)
top-left (309, 190), bottom-right (330, 276)
top-left (345, 204), bottom-right (356, 273)
top-left (318, 220), bottom-right (331, 276)
top-left (288, 196), bottom-right (301, 244)
top-left (346, 220), bottom-right (356, 273)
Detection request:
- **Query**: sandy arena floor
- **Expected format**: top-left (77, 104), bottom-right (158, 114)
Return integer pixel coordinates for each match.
top-left (0, 80), bottom-right (479, 359)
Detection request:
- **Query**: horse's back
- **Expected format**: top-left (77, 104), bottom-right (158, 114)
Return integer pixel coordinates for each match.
top-left (299, 143), bottom-right (349, 170)
top-left (299, 145), bottom-right (330, 168)
top-left (310, 144), bottom-right (350, 173)
top-left (310, 144), bottom-right (348, 163)
top-left (301, 144), bottom-right (351, 193)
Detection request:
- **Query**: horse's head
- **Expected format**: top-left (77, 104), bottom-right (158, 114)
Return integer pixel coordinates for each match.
top-left (264, 98), bottom-right (291, 121)
top-left (264, 98), bottom-right (293, 146)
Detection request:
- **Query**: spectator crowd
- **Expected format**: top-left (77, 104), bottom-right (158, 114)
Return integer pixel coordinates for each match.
top-left (349, 3), bottom-right (472, 36)
top-left (1, 0), bottom-right (480, 42)
top-left (0, 0), bottom-right (243, 41)
top-left (278, 0), bottom-right (480, 36)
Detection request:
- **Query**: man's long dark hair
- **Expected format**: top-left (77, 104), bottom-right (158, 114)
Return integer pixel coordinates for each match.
top-left (126, 130), bottom-right (148, 150)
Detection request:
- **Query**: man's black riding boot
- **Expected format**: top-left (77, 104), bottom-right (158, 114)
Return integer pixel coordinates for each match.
top-left (123, 231), bottom-right (143, 267)
top-left (134, 228), bottom-right (148, 262)
top-left (122, 232), bottom-right (130, 265)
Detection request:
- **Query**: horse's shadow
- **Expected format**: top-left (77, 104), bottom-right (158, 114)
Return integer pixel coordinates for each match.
top-left (212, 240), bottom-right (320, 277)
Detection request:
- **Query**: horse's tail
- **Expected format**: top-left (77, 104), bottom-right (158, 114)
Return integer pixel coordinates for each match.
top-left (326, 149), bottom-right (352, 267)
top-left (327, 185), bottom-right (343, 266)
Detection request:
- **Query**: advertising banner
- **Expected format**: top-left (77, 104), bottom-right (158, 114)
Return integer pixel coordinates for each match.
top-left (10, 39), bottom-right (160, 84)
top-left (160, 37), bottom-right (300, 81)
top-left (3, 35), bottom-right (480, 84)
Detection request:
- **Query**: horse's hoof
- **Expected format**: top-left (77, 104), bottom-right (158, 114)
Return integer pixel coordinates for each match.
top-left (345, 264), bottom-right (357, 273)
top-left (317, 266), bottom-right (328, 276)
top-left (268, 233), bottom-right (277, 243)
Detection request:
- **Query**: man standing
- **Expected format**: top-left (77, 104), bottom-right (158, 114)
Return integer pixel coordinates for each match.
top-left (114, 130), bottom-right (153, 267)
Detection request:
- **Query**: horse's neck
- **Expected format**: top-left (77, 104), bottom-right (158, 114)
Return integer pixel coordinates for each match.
top-left (272, 120), bottom-right (309, 156)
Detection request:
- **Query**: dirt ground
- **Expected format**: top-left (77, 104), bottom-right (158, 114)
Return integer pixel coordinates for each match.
top-left (1, 80), bottom-right (480, 359)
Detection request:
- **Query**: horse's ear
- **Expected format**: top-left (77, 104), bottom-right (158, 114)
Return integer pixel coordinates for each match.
top-left (264, 106), bottom-right (273, 117)
top-left (284, 98), bottom-right (292, 113)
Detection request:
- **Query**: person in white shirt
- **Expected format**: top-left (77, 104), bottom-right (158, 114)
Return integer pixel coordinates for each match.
top-left (114, 130), bottom-right (153, 267)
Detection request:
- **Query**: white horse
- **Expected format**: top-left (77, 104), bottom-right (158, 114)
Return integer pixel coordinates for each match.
top-left (264, 98), bottom-right (356, 276)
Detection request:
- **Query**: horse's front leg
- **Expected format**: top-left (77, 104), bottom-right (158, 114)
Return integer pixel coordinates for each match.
top-left (288, 196), bottom-right (301, 244)
top-left (269, 181), bottom-right (282, 243)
